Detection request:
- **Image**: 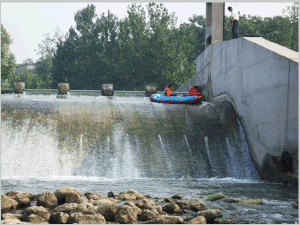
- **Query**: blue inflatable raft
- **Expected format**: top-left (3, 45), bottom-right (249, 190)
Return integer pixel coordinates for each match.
top-left (150, 94), bottom-right (202, 104)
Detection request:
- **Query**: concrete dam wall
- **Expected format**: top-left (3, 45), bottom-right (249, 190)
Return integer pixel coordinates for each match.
top-left (177, 37), bottom-right (298, 182)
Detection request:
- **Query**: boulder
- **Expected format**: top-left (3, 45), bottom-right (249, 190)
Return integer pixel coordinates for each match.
top-left (190, 200), bottom-right (209, 212)
top-left (1, 218), bottom-right (27, 224)
top-left (124, 201), bottom-right (142, 215)
top-left (127, 189), bottom-right (147, 200)
top-left (54, 186), bottom-right (87, 204)
top-left (95, 202), bottom-right (118, 221)
top-left (176, 201), bottom-right (192, 210)
top-left (171, 194), bottom-right (183, 200)
top-left (27, 214), bottom-right (48, 224)
top-left (7, 192), bottom-right (31, 207)
top-left (142, 200), bottom-right (162, 214)
top-left (108, 191), bottom-right (115, 198)
top-left (115, 193), bottom-right (136, 201)
top-left (214, 217), bottom-right (237, 224)
top-left (70, 202), bottom-right (97, 214)
top-left (85, 193), bottom-right (106, 203)
top-left (142, 200), bottom-right (156, 210)
top-left (49, 212), bottom-right (69, 224)
top-left (115, 205), bottom-right (139, 224)
top-left (69, 212), bottom-right (106, 224)
top-left (138, 208), bottom-right (159, 221)
top-left (144, 215), bottom-right (184, 224)
top-left (1, 193), bottom-right (18, 212)
top-left (206, 193), bottom-right (226, 201)
top-left (224, 198), bottom-right (241, 203)
top-left (76, 196), bottom-right (89, 204)
top-left (162, 203), bottom-right (181, 214)
top-left (164, 197), bottom-right (178, 203)
top-left (53, 203), bottom-right (78, 213)
top-left (187, 216), bottom-right (206, 224)
top-left (2, 213), bottom-right (22, 220)
top-left (196, 209), bottom-right (223, 222)
top-left (22, 206), bottom-right (50, 222)
top-left (37, 191), bottom-right (58, 209)
top-left (93, 199), bottom-right (115, 206)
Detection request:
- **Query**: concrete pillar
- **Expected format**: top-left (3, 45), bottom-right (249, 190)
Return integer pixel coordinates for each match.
top-left (205, 2), bottom-right (225, 48)
top-left (102, 84), bottom-right (114, 96)
top-left (58, 83), bottom-right (69, 94)
top-left (14, 82), bottom-right (25, 94)
top-left (145, 85), bottom-right (157, 97)
top-left (57, 83), bottom-right (69, 98)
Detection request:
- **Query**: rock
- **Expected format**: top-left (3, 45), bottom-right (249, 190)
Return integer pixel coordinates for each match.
top-left (144, 215), bottom-right (184, 224)
top-left (206, 193), bottom-right (226, 201)
top-left (86, 193), bottom-right (106, 203)
top-left (127, 189), bottom-right (147, 200)
top-left (115, 205), bottom-right (139, 223)
top-left (164, 197), bottom-right (178, 203)
top-left (190, 200), bottom-right (209, 212)
top-left (94, 199), bottom-right (115, 206)
top-left (142, 200), bottom-right (156, 209)
top-left (187, 215), bottom-right (206, 224)
top-left (37, 191), bottom-right (58, 209)
top-left (22, 206), bottom-right (50, 222)
top-left (27, 214), bottom-right (48, 224)
top-left (138, 209), bottom-right (159, 221)
top-left (171, 194), bottom-right (183, 200)
top-left (1, 218), bottom-right (27, 224)
top-left (256, 221), bottom-right (267, 224)
top-left (196, 209), bottom-right (223, 222)
top-left (135, 200), bottom-right (146, 208)
top-left (69, 212), bottom-right (106, 224)
top-left (162, 203), bottom-right (181, 214)
top-left (144, 195), bottom-right (151, 198)
top-left (214, 217), bottom-right (237, 224)
top-left (95, 202), bottom-right (118, 221)
top-left (6, 191), bottom-right (32, 207)
top-left (53, 203), bottom-right (78, 213)
top-left (115, 193), bottom-right (136, 201)
top-left (76, 196), bottom-right (89, 204)
top-left (1, 194), bottom-right (18, 212)
top-left (124, 201), bottom-right (143, 215)
top-left (70, 202), bottom-right (97, 214)
top-left (142, 200), bottom-right (162, 214)
top-left (224, 198), bottom-right (241, 203)
top-left (1, 213), bottom-right (21, 220)
top-left (108, 191), bottom-right (115, 198)
top-left (54, 186), bottom-right (87, 204)
top-left (176, 201), bottom-right (191, 210)
top-left (49, 212), bottom-right (69, 224)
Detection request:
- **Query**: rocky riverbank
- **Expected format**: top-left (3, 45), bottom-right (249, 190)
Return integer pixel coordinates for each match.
top-left (1, 186), bottom-right (298, 224)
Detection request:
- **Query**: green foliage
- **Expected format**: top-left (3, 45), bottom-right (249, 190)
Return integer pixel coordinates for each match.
top-left (1, 24), bottom-right (16, 89)
top-left (20, 2), bottom-right (297, 91)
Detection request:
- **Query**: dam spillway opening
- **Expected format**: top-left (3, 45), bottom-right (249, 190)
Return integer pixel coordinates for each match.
top-left (1, 93), bottom-right (260, 180)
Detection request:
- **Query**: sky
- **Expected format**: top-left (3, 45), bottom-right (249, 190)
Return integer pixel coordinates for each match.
top-left (1, 1), bottom-right (295, 64)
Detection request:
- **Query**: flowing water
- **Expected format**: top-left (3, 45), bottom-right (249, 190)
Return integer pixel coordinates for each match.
top-left (1, 92), bottom-right (298, 224)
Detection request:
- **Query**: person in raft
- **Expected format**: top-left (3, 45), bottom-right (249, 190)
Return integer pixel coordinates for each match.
top-left (163, 84), bottom-right (175, 96)
top-left (186, 86), bottom-right (202, 96)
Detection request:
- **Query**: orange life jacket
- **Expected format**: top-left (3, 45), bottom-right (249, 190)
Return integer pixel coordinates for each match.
top-left (187, 88), bottom-right (201, 96)
top-left (164, 87), bottom-right (172, 96)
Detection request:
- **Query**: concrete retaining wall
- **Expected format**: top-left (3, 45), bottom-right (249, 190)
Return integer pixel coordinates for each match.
top-left (177, 37), bottom-right (298, 182)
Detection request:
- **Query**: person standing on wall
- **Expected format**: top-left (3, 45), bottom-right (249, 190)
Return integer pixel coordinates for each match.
top-left (228, 6), bottom-right (239, 39)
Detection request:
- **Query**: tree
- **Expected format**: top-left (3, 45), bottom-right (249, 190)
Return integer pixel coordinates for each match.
top-left (1, 24), bottom-right (16, 88)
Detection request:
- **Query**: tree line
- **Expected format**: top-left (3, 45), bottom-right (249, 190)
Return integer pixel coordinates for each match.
top-left (2, 2), bottom-right (298, 91)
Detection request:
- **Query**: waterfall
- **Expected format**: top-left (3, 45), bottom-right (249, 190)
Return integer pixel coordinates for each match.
top-left (1, 95), bottom-right (260, 180)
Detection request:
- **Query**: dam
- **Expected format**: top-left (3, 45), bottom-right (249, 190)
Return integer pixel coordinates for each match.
top-left (1, 92), bottom-right (298, 223)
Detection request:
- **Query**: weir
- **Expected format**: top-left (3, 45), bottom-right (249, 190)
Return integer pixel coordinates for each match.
top-left (1, 94), bottom-right (259, 180)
